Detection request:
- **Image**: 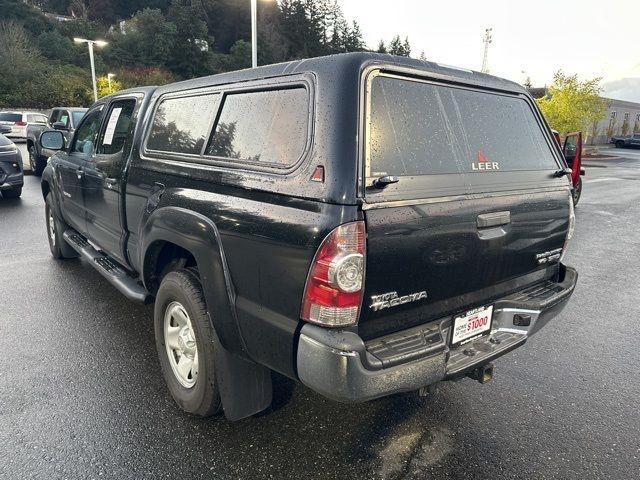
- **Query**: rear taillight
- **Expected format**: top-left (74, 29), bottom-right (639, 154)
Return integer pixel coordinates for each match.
top-left (301, 221), bottom-right (366, 327)
top-left (15, 121), bottom-right (27, 126)
top-left (560, 194), bottom-right (575, 262)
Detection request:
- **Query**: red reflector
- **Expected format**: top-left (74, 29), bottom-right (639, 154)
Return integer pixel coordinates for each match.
top-left (477, 150), bottom-right (489, 163)
top-left (301, 221), bottom-right (366, 327)
top-left (15, 121), bottom-right (27, 126)
top-left (311, 165), bottom-right (324, 182)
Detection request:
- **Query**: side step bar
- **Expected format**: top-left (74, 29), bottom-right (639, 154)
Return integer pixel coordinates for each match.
top-left (63, 229), bottom-right (153, 304)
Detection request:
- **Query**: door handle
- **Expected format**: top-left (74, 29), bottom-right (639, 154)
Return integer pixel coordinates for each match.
top-left (104, 177), bottom-right (117, 186)
top-left (477, 211), bottom-right (511, 228)
top-left (76, 168), bottom-right (84, 179)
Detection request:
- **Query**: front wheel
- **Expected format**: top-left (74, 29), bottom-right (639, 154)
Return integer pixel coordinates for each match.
top-left (615, 140), bottom-right (625, 148)
top-left (45, 194), bottom-right (77, 259)
top-left (29, 145), bottom-right (45, 176)
top-left (154, 269), bottom-right (222, 417)
top-left (572, 178), bottom-right (582, 206)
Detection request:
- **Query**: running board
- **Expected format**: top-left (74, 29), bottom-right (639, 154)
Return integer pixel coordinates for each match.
top-left (63, 229), bottom-right (153, 304)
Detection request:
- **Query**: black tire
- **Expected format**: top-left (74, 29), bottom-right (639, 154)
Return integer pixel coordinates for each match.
top-left (2, 187), bottom-right (22, 198)
top-left (44, 194), bottom-right (77, 259)
top-left (572, 178), bottom-right (582, 206)
top-left (29, 144), bottom-right (46, 176)
top-left (615, 140), bottom-right (625, 148)
top-left (154, 269), bottom-right (222, 417)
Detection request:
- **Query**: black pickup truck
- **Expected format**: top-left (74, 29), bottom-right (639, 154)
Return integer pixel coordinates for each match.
top-left (40, 53), bottom-right (577, 421)
top-left (26, 107), bottom-right (87, 175)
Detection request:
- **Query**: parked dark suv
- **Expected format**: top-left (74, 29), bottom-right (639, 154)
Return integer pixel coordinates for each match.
top-left (40, 53), bottom-right (577, 421)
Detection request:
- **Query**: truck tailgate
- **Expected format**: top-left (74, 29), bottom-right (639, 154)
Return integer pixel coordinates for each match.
top-left (359, 189), bottom-right (569, 340)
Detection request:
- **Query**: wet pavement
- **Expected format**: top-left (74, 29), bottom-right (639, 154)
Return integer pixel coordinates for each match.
top-left (1, 154), bottom-right (639, 479)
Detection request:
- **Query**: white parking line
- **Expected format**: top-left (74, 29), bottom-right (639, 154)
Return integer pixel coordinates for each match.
top-left (585, 177), bottom-right (622, 184)
top-left (598, 149), bottom-right (640, 157)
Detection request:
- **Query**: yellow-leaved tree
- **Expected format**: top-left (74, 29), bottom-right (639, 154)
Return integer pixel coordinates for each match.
top-left (96, 75), bottom-right (123, 98)
top-left (536, 71), bottom-right (607, 136)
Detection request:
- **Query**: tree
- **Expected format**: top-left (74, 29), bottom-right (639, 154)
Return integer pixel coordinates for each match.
top-left (36, 30), bottom-right (75, 63)
top-left (388, 35), bottom-right (402, 55)
top-left (96, 74), bottom-right (122, 97)
top-left (376, 40), bottom-right (387, 54)
top-left (536, 71), bottom-right (607, 134)
top-left (167, 0), bottom-right (213, 78)
top-left (621, 114), bottom-right (631, 135)
top-left (402, 36), bottom-right (411, 57)
top-left (388, 35), bottom-right (411, 57)
top-left (589, 119), bottom-right (601, 145)
top-left (116, 66), bottom-right (175, 88)
top-left (606, 116), bottom-right (618, 138)
top-left (344, 20), bottom-right (365, 52)
top-left (105, 8), bottom-right (177, 68)
top-left (0, 21), bottom-right (42, 99)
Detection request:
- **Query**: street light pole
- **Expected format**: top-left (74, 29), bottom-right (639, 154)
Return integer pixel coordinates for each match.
top-left (251, 0), bottom-right (257, 68)
top-left (74, 38), bottom-right (108, 102)
top-left (87, 41), bottom-right (97, 101)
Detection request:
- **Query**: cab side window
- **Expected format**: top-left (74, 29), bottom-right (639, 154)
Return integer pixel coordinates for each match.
top-left (96, 100), bottom-right (136, 156)
top-left (58, 111), bottom-right (70, 128)
top-left (71, 107), bottom-right (105, 155)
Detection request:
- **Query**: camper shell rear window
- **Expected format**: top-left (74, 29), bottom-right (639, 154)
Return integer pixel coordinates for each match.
top-left (364, 72), bottom-right (562, 201)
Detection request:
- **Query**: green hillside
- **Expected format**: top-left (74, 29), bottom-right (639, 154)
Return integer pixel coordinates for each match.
top-left (0, 0), bottom-right (412, 107)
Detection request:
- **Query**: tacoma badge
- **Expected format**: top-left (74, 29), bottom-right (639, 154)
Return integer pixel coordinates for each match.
top-left (370, 290), bottom-right (428, 312)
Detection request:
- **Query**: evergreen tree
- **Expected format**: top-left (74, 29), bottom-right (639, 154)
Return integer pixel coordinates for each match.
top-left (377, 40), bottom-right (387, 54)
top-left (344, 20), bottom-right (364, 51)
top-left (402, 36), bottom-right (411, 57)
top-left (167, 0), bottom-right (213, 78)
top-left (388, 35), bottom-right (403, 55)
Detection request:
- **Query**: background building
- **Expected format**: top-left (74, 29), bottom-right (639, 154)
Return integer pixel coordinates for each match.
top-left (589, 98), bottom-right (640, 144)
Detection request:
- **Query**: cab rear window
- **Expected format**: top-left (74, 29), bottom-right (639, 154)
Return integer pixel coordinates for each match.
top-left (367, 75), bottom-right (558, 178)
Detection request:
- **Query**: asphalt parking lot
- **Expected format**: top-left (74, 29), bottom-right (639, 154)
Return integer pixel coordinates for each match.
top-left (1, 147), bottom-right (639, 479)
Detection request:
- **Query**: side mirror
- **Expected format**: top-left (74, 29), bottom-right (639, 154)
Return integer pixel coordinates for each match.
top-left (40, 130), bottom-right (66, 151)
top-left (52, 122), bottom-right (69, 131)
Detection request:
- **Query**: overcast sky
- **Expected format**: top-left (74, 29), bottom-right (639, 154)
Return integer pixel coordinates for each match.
top-left (340, 0), bottom-right (640, 102)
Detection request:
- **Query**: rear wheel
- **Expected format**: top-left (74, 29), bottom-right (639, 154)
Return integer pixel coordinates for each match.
top-left (615, 140), bottom-right (625, 148)
top-left (572, 178), bottom-right (582, 206)
top-left (29, 145), bottom-right (45, 176)
top-left (154, 269), bottom-right (222, 416)
top-left (2, 187), bottom-right (21, 198)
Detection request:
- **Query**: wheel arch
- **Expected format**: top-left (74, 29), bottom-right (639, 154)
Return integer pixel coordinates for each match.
top-left (140, 206), bottom-right (243, 354)
top-left (141, 206), bottom-right (273, 420)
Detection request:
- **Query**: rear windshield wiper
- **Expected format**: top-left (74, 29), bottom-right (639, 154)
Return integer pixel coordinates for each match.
top-left (372, 175), bottom-right (400, 188)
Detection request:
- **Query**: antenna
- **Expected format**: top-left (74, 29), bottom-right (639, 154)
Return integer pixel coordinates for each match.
top-left (481, 28), bottom-right (493, 73)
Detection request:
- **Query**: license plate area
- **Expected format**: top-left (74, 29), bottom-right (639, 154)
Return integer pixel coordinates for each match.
top-left (451, 305), bottom-right (493, 345)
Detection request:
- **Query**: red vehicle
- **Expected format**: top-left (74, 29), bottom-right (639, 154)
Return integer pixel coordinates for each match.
top-left (552, 130), bottom-right (584, 205)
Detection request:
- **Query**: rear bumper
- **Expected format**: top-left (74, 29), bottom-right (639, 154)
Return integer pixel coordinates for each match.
top-left (0, 155), bottom-right (24, 189)
top-left (297, 264), bottom-right (577, 402)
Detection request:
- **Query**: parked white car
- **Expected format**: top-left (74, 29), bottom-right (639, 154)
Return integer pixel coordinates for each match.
top-left (0, 111), bottom-right (49, 140)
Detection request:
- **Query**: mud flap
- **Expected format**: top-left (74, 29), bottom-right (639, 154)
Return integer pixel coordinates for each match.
top-left (213, 326), bottom-right (272, 421)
